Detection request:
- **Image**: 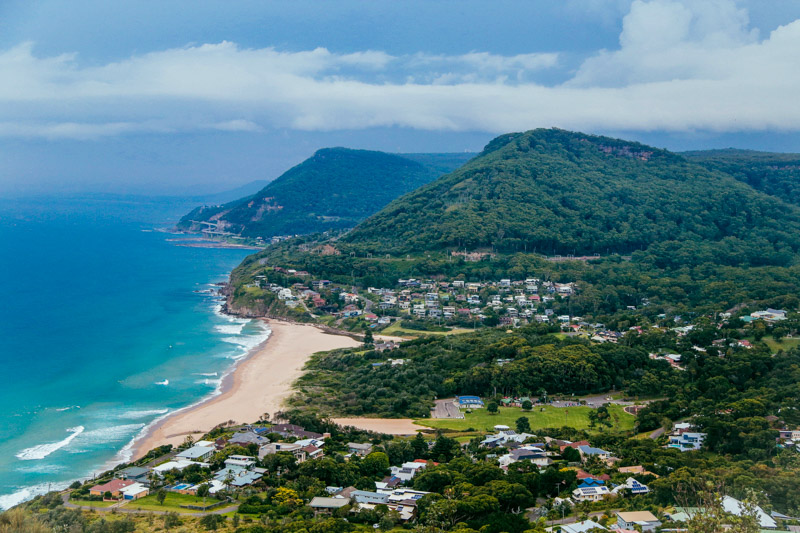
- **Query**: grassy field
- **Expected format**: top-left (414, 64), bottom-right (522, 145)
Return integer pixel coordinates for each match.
top-left (68, 498), bottom-right (118, 508)
top-left (380, 322), bottom-right (474, 337)
top-left (415, 404), bottom-right (635, 433)
top-left (124, 492), bottom-right (213, 513)
top-left (763, 337), bottom-right (800, 353)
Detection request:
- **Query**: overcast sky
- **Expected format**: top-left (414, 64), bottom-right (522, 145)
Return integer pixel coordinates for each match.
top-left (2, 0), bottom-right (800, 196)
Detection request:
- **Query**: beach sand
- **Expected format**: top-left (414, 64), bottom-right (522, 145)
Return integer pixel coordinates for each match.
top-left (131, 319), bottom-right (360, 458)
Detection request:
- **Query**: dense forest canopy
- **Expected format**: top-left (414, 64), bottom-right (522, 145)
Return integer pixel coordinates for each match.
top-left (178, 148), bottom-right (474, 238)
top-left (684, 148), bottom-right (800, 207)
top-left (343, 129), bottom-right (800, 261)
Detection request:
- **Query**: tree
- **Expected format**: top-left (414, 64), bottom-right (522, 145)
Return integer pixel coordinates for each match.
top-left (163, 512), bottom-right (181, 530)
top-left (515, 416), bottom-right (531, 434)
top-left (487, 401), bottom-right (499, 415)
top-left (103, 491), bottom-right (113, 501)
top-left (156, 489), bottom-right (167, 506)
top-left (200, 514), bottom-right (226, 531)
top-left (272, 487), bottom-right (303, 509)
top-left (521, 399), bottom-right (533, 411)
top-left (196, 483), bottom-right (210, 498)
top-left (562, 446), bottom-right (581, 463)
top-left (412, 433), bottom-right (428, 459)
top-left (359, 452), bottom-right (390, 478)
top-left (363, 329), bottom-right (374, 347)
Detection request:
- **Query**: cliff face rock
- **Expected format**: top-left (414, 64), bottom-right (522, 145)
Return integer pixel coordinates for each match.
top-left (221, 282), bottom-right (312, 322)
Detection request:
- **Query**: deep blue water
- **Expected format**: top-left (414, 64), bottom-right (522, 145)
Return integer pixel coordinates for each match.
top-left (0, 196), bottom-right (265, 508)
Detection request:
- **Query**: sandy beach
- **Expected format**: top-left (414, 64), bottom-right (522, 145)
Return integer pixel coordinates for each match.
top-left (130, 319), bottom-right (360, 458)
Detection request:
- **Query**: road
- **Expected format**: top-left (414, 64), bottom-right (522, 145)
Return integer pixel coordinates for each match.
top-left (431, 399), bottom-right (464, 419)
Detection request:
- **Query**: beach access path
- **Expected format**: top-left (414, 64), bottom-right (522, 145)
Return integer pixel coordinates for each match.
top-left (131, 319), bottom-right (361, 458)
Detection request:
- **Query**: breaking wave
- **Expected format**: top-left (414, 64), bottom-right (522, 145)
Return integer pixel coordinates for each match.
top-left (16, 426), bottom-right (84, 461)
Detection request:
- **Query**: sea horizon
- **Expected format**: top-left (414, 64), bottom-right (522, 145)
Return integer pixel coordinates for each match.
top-left (0, 195), bottom-right (264, 509)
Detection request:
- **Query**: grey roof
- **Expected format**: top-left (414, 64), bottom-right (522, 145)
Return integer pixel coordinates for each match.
top-left (228, 431), bottom-right (269, 445)
top-left (176, 445), bottom-right (215, 459)
top-left (352, 490), bottom-right (389, 504)
top-left (119, 466), bottom-right (149, 478)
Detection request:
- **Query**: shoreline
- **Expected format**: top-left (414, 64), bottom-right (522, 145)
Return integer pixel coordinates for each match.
top-left (129, 319), bottom-right (361, 459)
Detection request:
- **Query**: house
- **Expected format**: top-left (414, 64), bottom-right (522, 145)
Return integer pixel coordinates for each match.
top-left (456, 396), bottom-right (484, 408)
top-left (176, 444), bottom-right (215, 462)
top-left (611, 477), bottom-right (650, 495)
top-left (499, 447), bottom-right (551, 468)
top-left (300, 444), bottom-right (324, 460)
top-left (348, 442), bottom-right (373, 456)
top-left (153, 460), bottom-right (208, 474)
top-left (578, 445), bottom-right (611, 461)
top-left (572, 484), bottom-right (611, 502)
top-left (388, 461), bottom-right (428, 482)
top-left (615, 511), bottom-right (661, 532)
top-left (116, 466), bottom-right (151, 485)
top-left (259, 442), bottom-right (320, 463)
top-left (722, 496), bottom-right (777, 529)
top-left (667, 431), bottom-right (706, 451)
top-left (352, 490), bottom-right (389, 505)
top-left (545, 519), bottom-right (607, 533)
top-left (617, 465), bottom-right (658, 477)
top-left (270, 424), bottom-right (323, 439)
top-left (90, 479), bottom-right (135, 499)
top-left (309, 496), bottom-right (350, 515)
top-left (120, 483), bottom-right (149, 500)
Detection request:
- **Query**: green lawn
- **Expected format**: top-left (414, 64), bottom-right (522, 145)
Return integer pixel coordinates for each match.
top-left (763, 337), bottom-right (800, 353)
top-left (69, 498), bottom-right (118, 508)
top-left (380, 322), bottom-right (474, 337)
top-left (125, 492), bottom-right (213, 513)
top-left (416, 404), bottom-right (634, 433)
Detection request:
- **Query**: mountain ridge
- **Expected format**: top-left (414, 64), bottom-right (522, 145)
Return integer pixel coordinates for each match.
top-left (178, 148), bottom-right (474, 239)
top-left (341, 128), bottom-right (800, 265)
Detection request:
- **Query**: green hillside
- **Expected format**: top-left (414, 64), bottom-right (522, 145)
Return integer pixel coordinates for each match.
top-left (343, 129), bottom-right (800, 263)
top-left (683, 148), bottom-right (800, 207)
top-left (178, 148), bottom-right (474, 239)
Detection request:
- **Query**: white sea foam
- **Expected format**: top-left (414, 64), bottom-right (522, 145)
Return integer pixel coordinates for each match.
top-left (215, 323), bottom-right (246, 335)
top-left (15, 426), bottom-right (84, 460)
top-left (155, 379), bottom-right (169, 386)
top-left (0, 481), bottom-right (71, 511)
top-left (117, 408), bottom-right (169, 420)
top-left (193, 372), bottom-right (218, 377)
top-left (55, 405), bottom-right (80, 412)
top-left (67, 424), bottom-right (147, 455)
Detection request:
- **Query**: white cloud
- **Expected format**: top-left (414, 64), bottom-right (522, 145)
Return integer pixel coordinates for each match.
top-left (0, 0), bottom-right (798, 139)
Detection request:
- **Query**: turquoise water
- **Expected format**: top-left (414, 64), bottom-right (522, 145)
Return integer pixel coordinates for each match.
top-left (0, 196), bottom-right (266, 508)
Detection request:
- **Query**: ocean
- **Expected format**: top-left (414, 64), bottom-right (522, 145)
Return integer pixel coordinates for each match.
top-left (0, 195), bottom-right (267, 509)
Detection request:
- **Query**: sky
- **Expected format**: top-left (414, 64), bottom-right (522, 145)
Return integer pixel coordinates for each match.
top-left (2, 0), bottom-right (800, 196)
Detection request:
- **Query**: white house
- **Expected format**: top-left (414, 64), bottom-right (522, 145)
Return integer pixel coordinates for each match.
top-left (572, 485), bottom-right (610, 502)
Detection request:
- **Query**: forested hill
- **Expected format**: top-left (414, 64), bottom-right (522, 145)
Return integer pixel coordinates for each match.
top-left (342, 129), bottom-right (800, 262)
top-left (177, 148), bottom-right (474, 239)
top-left (683, 148), bottom-right (800, 207)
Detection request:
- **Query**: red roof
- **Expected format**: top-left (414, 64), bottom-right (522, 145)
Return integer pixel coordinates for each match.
top-left (560, 440), bottom-right (590, 452)
top-left (91, 479), bottom-right (135, 492)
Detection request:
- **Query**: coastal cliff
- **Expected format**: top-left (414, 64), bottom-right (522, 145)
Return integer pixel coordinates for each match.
top-left (220, 280), bottom-right (313, 322)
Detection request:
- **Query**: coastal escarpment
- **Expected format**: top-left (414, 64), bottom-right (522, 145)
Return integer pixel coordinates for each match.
top-left (220, 281), bottom-right (312, 322)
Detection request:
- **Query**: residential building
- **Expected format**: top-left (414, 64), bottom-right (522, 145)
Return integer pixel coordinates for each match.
top-left (615, 511), bottom-right (661, 532)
